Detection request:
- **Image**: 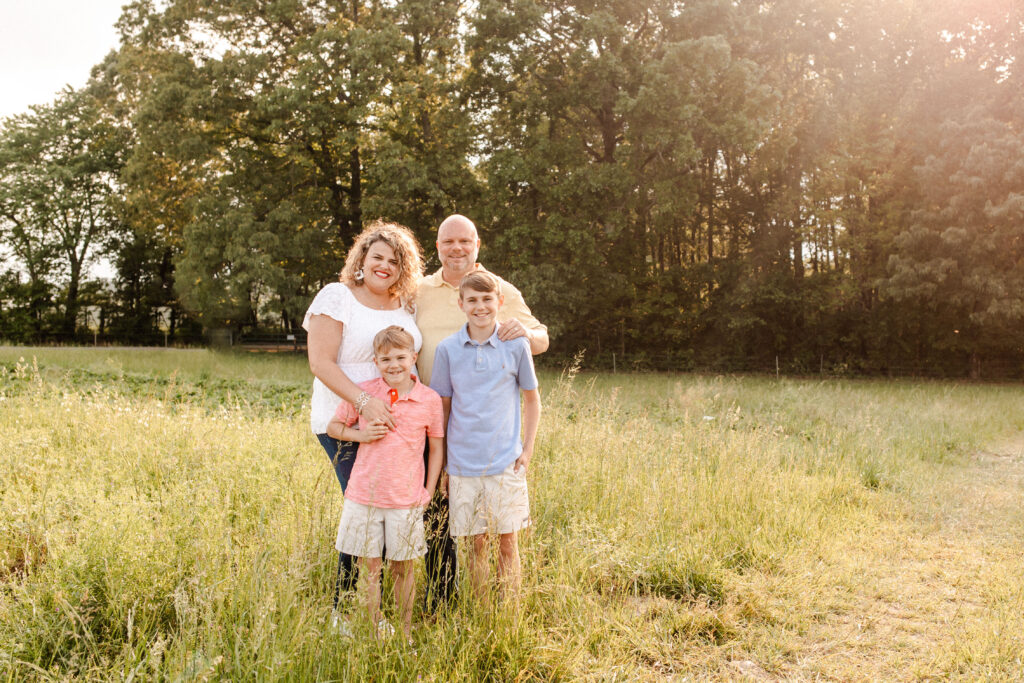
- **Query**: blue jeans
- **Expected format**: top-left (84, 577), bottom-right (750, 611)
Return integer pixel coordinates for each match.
top-left (316, 434), bottom-right (358, 493)
top-left (423, 439), bottom-right (457, 613)
top-left (316, 434), bottom-right (360, 603)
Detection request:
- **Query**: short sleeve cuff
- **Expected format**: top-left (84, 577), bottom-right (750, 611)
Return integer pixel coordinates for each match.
top-left (302, 283), bottom-right (352, 331)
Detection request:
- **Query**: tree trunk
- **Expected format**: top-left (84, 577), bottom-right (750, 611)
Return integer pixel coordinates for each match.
top-left (793, 218), bottom-right (804, 279)
top-left (706, 155), bottom-right (715, 262)
top-left (63, 260), bottom-right (82, 335)
top-left (349, 146), bottom-right (362, 232)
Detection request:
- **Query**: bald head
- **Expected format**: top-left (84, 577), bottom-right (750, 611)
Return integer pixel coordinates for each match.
top-left (437, 214), bottom-right (481, 283)
top-left (437, 214), bottom-right (478, 241)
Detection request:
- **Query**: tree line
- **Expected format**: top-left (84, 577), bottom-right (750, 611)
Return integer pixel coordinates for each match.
top-left (1, 0), bottom-right (1021, 376)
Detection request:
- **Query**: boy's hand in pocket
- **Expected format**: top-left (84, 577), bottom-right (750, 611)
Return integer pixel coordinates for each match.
top-left (514, 450), bottom-right (532, 474)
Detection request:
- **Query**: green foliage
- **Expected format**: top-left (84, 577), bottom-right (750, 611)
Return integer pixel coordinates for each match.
top-left (887, 96), bottom-right (1024, 359)
top-left (114, 0), bottom-right (478, 329)
top-left (2, 0), bottom-right (1023, 373)
top-left (0, 83), bottom-right (128, 337)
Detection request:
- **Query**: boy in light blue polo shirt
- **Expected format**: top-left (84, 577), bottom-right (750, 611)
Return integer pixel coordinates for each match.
top-left (429, 270), bottom-right (541, 601)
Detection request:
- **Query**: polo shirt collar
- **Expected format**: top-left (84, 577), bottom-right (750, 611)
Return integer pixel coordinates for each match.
top-left (405, 376), bottom-right (432, 402)
top-left (457, 323), bottom-right (499, 348)
top-left (426, 264), bottom-right (488, 290)
top-left (423, 269), bottom-right (446, 287)
top-left (371, 375), bottom-right (430, 402)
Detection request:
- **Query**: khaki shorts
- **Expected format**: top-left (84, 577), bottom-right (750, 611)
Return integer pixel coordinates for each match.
top-left (335, 500), bottom-right (426, 561)
top-left (449, 461), bottom-right (531, 537)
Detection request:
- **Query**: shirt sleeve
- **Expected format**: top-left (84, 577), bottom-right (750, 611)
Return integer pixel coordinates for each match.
top-left (302, 282), bottom-right (353, 331)
top-left (429, 343), bottom-right (453, 398)
top-left (515, 338), bottom-right (539, 391)
top-left (333, 398), bottom-right (359, 427)
top-left (426, 392), bottom-right (444, 438)
top-left (497, 277), bottom-right (547, 334)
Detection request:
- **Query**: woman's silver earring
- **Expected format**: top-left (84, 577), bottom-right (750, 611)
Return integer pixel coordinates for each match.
top-left (355, 268), bottom-right (364, 281)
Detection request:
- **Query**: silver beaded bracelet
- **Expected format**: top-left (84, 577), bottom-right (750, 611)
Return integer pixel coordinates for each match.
top-left (354, 391), bottom-right (371, 414)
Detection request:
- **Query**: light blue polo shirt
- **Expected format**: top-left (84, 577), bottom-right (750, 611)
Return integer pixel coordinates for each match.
top-left (429, 324), bottom-right (539, 477)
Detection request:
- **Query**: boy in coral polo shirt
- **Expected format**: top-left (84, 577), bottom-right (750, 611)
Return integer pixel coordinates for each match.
top-left (328, 326), bottom-right (443, 640)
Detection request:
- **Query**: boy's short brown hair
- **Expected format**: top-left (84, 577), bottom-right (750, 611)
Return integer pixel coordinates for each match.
top-left (372, 325), bottom-right (416, 356)
top-left (458, 270), bottom-right (501, 298)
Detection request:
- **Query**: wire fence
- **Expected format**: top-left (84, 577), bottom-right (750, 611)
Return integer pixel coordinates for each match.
top-left (0, 331), bottom-right (307, 350)
top-left (2, 331), bottom-right (208, 348)
top-left (535, 351), bottom-right (1024, 381)
top-left (4, 332), bottom-right (1022, 380)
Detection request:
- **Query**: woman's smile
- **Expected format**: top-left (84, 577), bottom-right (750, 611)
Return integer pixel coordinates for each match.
top-left (361, 240), bottom-right (401, 293)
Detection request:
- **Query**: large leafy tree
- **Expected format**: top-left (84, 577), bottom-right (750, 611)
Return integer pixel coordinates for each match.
top-left (882, 0), bottom-right (1024, 373)
top-left (118, 0), bottom-right (475, 329)
top-left (362, 0), bottom-right (482, 250)
top-left (0, 84), bottom-right (128, 336)
top-left (887, 101), bottom-right (1024, 370)
top-left (467, 0), bottom-right (773, 356)
top-left (1, 0), bottom-right (1019, 375)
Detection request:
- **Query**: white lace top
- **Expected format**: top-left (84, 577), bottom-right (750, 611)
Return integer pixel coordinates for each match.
top-left (302, 282), bottom-right (422, 433)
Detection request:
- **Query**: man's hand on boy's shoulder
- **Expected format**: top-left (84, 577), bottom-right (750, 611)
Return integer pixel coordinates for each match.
top-left (497, 316), bottom-right (549, 355)
top-left (497, 318), bottom-right (529, 342)
top-left (514, 449), bottom-right (532, 474)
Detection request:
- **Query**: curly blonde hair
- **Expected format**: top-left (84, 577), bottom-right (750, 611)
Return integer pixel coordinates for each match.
top-left (340, 220), bottom-right (424, 310)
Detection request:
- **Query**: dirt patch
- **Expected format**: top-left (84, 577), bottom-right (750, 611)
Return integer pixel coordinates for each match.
top-left (778, 435), bottom-right (1024, 680)
top-left (728, 658), bottom-right (773, 680)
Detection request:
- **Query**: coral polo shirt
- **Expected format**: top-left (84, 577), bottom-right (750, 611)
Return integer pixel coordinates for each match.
top-left (334, 377), bottom-right (444, 508)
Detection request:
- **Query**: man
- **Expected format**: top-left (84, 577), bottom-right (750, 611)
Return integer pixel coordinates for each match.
top-left (417, 214), bottom-right (548, 387)
top-left (415, 213), bottom-right (548, 612)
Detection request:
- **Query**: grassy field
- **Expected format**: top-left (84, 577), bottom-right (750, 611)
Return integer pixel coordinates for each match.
top-left (2, 346), bottom-right (1023, 681)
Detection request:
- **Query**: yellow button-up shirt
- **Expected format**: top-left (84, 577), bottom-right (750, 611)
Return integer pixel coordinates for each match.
top-left (414, 265), bottom-right (547, 386)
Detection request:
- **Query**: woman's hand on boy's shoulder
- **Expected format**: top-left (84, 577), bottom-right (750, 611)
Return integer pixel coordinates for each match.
top-left (360, 396), bottom-right (395, 429)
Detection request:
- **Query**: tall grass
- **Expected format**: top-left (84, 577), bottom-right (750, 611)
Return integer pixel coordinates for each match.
top-left (2, 348), bottom-right (1023, 679)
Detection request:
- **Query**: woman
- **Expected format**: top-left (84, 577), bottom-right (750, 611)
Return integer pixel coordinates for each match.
top-left (303, 220), bottom-right (424, 601)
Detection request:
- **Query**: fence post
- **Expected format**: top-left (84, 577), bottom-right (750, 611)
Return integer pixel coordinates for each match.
top-left (776, 355), bottom-right (779, 379)
top-left (612, 352), bottom-right (616, 373)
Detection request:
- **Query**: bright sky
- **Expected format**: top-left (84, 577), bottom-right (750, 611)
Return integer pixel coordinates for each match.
top-left (0, 0), bottom-right (127, 120)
